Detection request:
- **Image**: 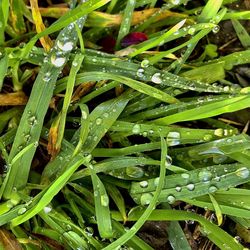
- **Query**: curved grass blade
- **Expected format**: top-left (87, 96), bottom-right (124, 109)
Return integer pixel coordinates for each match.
top-left (86, 161), bottom-right (113, 238)
top-left (102, 136), bottom-right (167, 249)
top-left (123, 208), bottom-right (244, 250)
top-left (153, 94), bottom-right (250, 125)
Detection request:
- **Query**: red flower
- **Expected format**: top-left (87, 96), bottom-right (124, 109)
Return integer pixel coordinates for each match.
top-left (121, 32), bottom-right (148, 47)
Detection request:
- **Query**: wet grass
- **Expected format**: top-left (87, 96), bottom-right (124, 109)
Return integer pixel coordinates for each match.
top-left (0, 0), bottom-right (250, 249)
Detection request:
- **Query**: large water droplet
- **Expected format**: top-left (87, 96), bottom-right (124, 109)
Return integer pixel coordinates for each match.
top-left (167, 131), bottom-right (181, 146)
top-left (214, 128), bottom-right (223, 137)
top-left (167, 195), bottom-right (176, 204)
top-left (84, 227), bottom-right (94, 237)
top-left (208, 185), bottom-right (218, 193)
top-left (51, 55), bottom-right (66, 67)
top-left (126, 166), bottom-right (144, 178)
top-left (175, 186), bottom-right (182, 192)
top-left (18, 207), bottom-right (27, 215)
top-left (95, 118), bottom-right (102, 125)
top-left (141, 59), bottom-right (149, 68)
top-left (132, 124), bottom-right (141, 134)
top-left (212, 25), bottom-right (220, 34)
top-left (101, 194), bottom-right (109, 206)
top-left (186, 183), bottom-right (195, 191)
top-left (151, 73), bottom-right (162, 84)
top-left (181, 173), bottom-right (190, 179)
top-left (235, 167), bottom-right (249, 179)
top-left (44, 206), bottom-right (52, 214)
top-left (139, 180), bottom-right (148, 188)
top-left (57, 41), bottom-right (74, 52)
top-left (198, 170), bottom-right (212, 182)
top-left (188, 27), bottom-right (195, 35)
top-left (136, 68), bottom-right (144, 78)
top-left (165, 155), bottom-right (172, 167)
top-left (140, 193), bottom-right (153, 205)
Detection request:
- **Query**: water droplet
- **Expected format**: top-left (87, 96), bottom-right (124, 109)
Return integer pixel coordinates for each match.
top-left (132, 124), bottom-right (141, 134)
top-left (126, 166), bottom-right (144, 178)
top-left (140, 193), bottom-right (153, 205)
top-left (154, 177), bottom-right (159, 186)
top-left (44, 206), bottom-right (52, 214)
top-left (175, 186), bottom-right (182, 192)
top-left (136, 68), bottom-right (144, 78)
top-left (95, 118), bottom-right (102, 125)
top-left (235, 167), bottom-right (249, 179)
top-left (84, 227), bottom-right (94, 237)
top-left (139, 180), bottom-right (148, 188)
top-left (214, 128), bottom-right (223, 137)
top-left (188, 27), bottom-right (196, 35)
top-left (34, 141), bottom-right (39, 147)
top-left (208, 185), bottom-right (218, 193)
top-left (186, 183), bottom-right (195, 191)
top-left (57, 41), bottom-right (74, 52)
top-left (66, 224), bottom-right (72, 230)
top-left (167, 195), bottom-right (176, 204)
top-left (142, 131), bottom-right (148, 137)
top-left (212, 25), bottom-right (220, 33)
top-left (165, 155), bottom-right (172, 167)
top-left (51, 54), bottom-right (66, 67)
top-left (198, 170), bottom-right (212, 182)
top-left (18, 207), bottom-right (27, 215)
top-left (151, 73), bottom-right (162, 84)
top-left (103, 112), bottom-right (109, 118)
top-left (43, 72), bottom-right (51, 82)
top-left (181, 173), bottom-right (190, 179)
top-left (141, 59), bottom-right (149, 68)
top-left (167, 131), bottom-right (181, 146)
top-left (28, 116), bottom-right (37, 126)
top-left (203, 134), bottom-right (213, 141)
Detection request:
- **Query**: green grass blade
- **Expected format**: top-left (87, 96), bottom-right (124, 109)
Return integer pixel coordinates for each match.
top-left (232, 19), bottom-right (250, 48)
top-left (116, 0), bottom-right (136, 47)
top-left (153, 94), bottom-right (250, 125)
top-left (87, 161), bottom-right (113, 238)
top-left (1, 11), bottom-right (87, 200)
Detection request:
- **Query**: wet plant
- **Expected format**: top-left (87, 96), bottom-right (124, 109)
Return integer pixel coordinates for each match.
top-left (0, 0), bottom-right (250, 249)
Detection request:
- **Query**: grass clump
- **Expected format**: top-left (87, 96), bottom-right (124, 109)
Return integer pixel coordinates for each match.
top-left (0, 0), bottom-right (250, 249)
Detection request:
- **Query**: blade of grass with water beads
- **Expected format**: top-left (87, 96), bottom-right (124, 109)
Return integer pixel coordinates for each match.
top-left (47, 53), bottom-right (84, 158)
top-left (102, 136), bottom-right (167, 249)
top-left (130, 162), bottom-right (250, 205)
top-left (11, 156), bottom-right (87, 226)
top-left (1, 10), bottom-right (87, 200)
top-left (86, 161), bottom-right (113, 238)
top-left (116, 0), bottom-right (136, 47)
top-left (153, 94), bottom-right (250, 125)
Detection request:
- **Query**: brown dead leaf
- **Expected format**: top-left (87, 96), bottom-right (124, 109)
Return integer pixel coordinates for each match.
top-left (0, 91), bottom-right (28, 106)
top-left (47, 115), bottom-right (61, 159)
top-left (71, 82), bottom-right (95, 103)
top-left (30, 0), bottom-right (53, 52)
top-left (0, 228), bottom-right (22, 250)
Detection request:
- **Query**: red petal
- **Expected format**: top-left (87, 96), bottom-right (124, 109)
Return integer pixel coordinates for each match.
top-left (99, 36), bottom-right (116, 53)
top-left (121, 32), bottom-right (148, 47)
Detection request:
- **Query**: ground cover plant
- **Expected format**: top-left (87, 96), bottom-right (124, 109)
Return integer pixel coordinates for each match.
top-left (0, 0), bottom-right (250, 249)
